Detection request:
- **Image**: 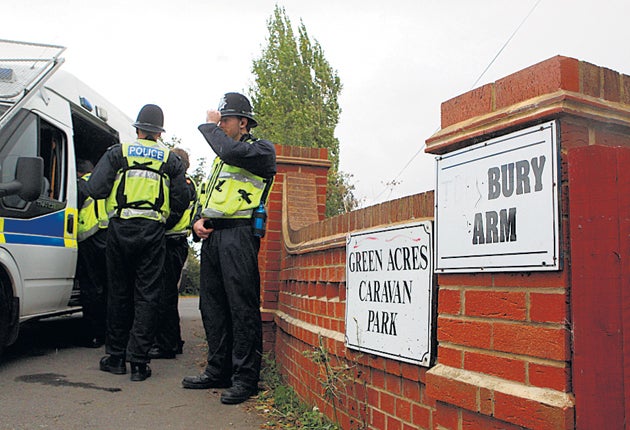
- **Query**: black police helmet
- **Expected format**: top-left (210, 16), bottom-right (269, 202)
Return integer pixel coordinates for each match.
top-left (218, 92), bottom-right (257, 128)
top-left (133, 104), bottom-right (165, 133)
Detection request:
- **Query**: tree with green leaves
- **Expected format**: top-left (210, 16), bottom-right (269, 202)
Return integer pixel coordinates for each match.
top-left (250, 5), bottom-right (358, 216)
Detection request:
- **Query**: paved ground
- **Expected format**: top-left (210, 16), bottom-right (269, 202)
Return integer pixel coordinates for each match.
top-left (0, 297), bottom-right (266, 430)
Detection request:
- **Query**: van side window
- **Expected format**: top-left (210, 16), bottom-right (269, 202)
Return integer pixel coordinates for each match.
top-left (0, 110), bottom-right (67, 215)
top-left (40, 123), bottom-right (65, 201)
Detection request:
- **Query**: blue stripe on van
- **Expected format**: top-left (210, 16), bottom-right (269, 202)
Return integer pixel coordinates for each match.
top-left (2, 233), bottom-right (65, 247)
top-left (3, 211), bottom-right (66, 236)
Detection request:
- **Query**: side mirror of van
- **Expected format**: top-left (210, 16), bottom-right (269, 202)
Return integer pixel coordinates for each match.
top-left (16, 157), bottom-right (44, 201)
top-left (0, 157), bottom-right (44, 201)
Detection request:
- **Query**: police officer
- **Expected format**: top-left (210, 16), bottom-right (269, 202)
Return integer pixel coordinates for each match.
top-left (182, 93), bottom-right (276, 404)
top-left (149, 148), bottom-right (196, 359)
top-left (87, 104), bottom-right (188, 381)
top-left (76, 159), bottom-right (107, 348)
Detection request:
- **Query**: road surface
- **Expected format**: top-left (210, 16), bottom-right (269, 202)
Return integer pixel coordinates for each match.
top-left (0, 297), bottom-right (265, 430)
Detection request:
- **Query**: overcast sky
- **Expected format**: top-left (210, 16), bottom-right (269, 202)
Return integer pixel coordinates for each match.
top-left (4, 0), bottom-right (629, 206)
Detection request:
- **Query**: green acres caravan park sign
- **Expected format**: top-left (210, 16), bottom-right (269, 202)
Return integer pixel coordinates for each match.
top-left (345, 222), bottom-right (434, 367)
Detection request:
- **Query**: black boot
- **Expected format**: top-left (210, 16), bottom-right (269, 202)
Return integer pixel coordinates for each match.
top-left (99, 355), bottom-right (126, 375)
top-left (220, 384), bottom-right (258, 404)
top-left (181, 373), bottom-right (231, 389)
top-left (130, 363), bottom-right (152, 382)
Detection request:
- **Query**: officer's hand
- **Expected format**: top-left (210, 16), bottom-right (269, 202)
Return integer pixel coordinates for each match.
top-left (206, 110), bottom-right (221, 124)
top-left (193, 218), bottom-right (213, 239)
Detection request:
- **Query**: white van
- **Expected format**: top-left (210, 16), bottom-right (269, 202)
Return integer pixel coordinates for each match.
top-left (0, 39), bottom-right (135, 356)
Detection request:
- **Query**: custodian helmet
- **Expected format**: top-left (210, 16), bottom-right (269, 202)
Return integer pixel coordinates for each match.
top-left (218, 93), bottom-right (257, 128)
top-left (133, 104), bottom-right (165, 133)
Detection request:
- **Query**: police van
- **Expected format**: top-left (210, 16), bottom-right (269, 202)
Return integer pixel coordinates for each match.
top-left (0, 39), bottom-right (135, 357)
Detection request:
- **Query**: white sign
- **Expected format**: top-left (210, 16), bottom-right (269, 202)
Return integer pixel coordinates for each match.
top-left (435, 120), bottom-right (559, 272)
top-left (345, 222), bottom-right (434, 367)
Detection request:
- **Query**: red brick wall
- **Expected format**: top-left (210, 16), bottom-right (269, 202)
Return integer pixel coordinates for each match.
top-left (260, 56), bottom-right (630, 429)
top-left (272, 191), bottom-right (436, 429)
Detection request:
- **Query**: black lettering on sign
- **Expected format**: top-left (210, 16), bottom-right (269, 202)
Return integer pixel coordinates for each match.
top-left (358, 280), bottom-right (412, 304)
top-left (366, 310), bottom-right (398, 335)
top-left (487, 156), bottom-right (546, 200)
top-left (348, 249), bottom-right (383, 272)
top-left (531, 156), bottom-right (545, 192)
top-left (386, 245), bottom-right (429, 271)
top-left (472, 208), bottom-right (517, 245)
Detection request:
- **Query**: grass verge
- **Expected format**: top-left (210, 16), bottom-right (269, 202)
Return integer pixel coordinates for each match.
top-left (253, 353), bottom-right (340, 430)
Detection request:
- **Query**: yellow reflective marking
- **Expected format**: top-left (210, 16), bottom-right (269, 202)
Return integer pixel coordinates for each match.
top-left (64, 208), bottom-right (79, 248)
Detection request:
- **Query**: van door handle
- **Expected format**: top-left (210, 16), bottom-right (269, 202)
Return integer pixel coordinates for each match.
top-left (67, 214), bottom-right (74, 234)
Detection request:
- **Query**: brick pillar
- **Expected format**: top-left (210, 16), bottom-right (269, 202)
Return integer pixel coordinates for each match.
top-left (425, 56), bottom-right (630, 429)
top-left (260, 144), bottom-right (330, 353)
top-left (567, 144), bottom-right (630, 428)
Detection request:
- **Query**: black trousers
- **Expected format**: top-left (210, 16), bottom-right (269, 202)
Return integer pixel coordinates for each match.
top-left (105, 217), bottom-right (165, 363)
top-left (154, 234), bottom-right (188, 352)
top-left (199, 223), bottom-right (261, 388)
top-left (77, 229), bottom-right (108, 340)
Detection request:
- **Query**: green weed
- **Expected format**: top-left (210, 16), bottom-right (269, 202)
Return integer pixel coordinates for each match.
top-left (257, 352), bottom-right (340, 430)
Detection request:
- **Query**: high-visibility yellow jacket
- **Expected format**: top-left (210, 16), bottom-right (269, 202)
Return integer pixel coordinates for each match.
top-left (166, 175), bottom-right (197, 236)
top-left (200, 156), bottom-right (271, 219)
top-left (107, 140), bottom-right (171, 223)
top-left (78, 173), bottom-right (108, 242)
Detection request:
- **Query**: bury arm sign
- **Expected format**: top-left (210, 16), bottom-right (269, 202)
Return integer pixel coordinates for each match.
top-left (345, 222), bottom-right (434, 367)
top-left (435, 120), bottom-right (560, 272)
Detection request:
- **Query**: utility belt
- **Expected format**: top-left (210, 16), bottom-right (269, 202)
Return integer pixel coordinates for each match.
top-left (205, 218), bottom-right (251, 230)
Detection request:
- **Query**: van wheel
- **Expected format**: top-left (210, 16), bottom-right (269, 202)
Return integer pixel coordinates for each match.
top-left (0, 280), bottom-right (11, 357)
